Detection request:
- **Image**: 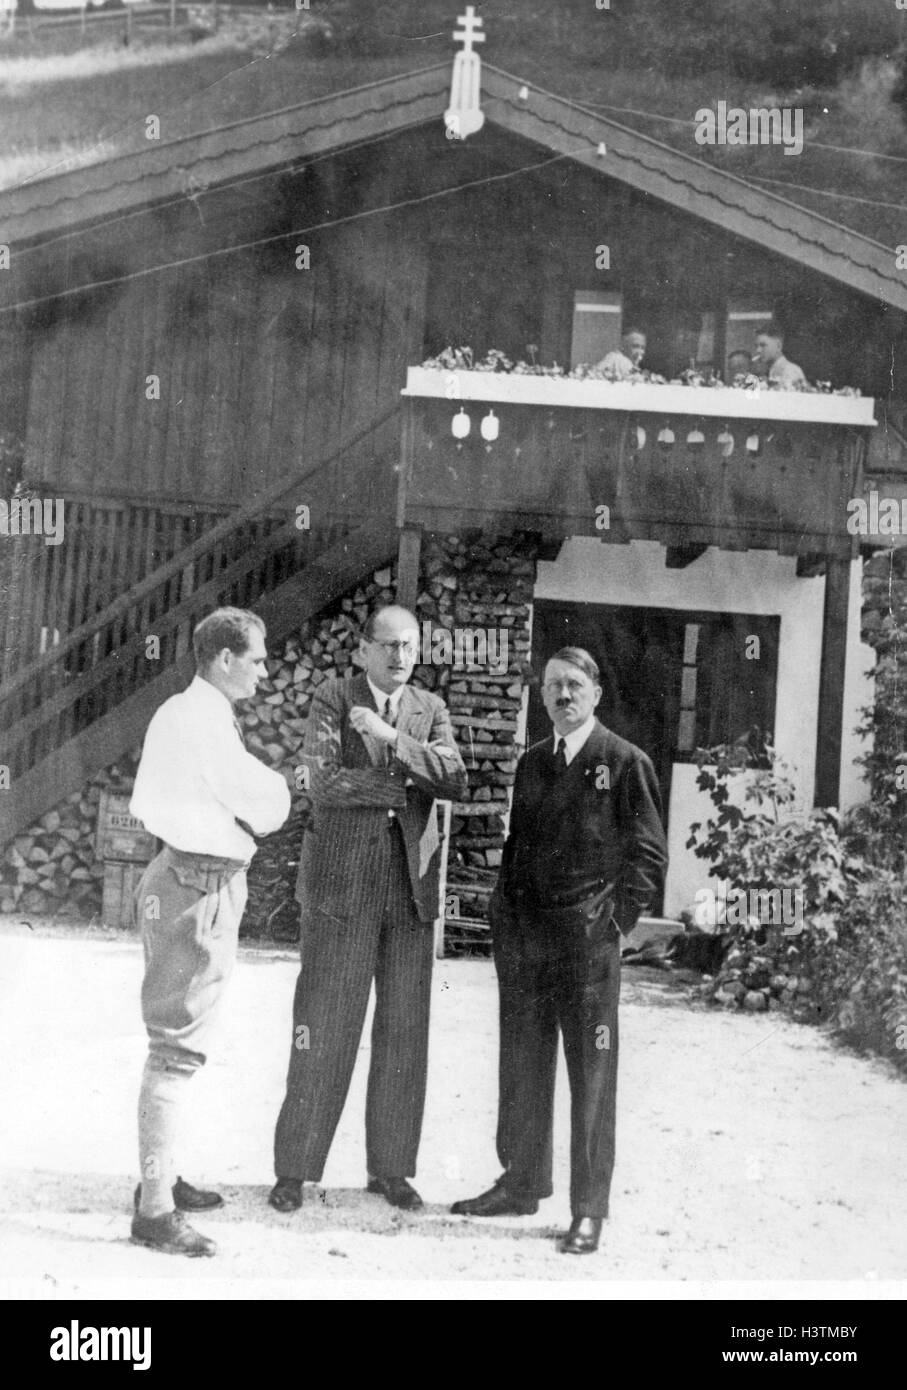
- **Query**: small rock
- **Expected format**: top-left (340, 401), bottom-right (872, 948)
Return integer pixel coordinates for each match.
top-left (744, 990), bottom-right (769, 1012)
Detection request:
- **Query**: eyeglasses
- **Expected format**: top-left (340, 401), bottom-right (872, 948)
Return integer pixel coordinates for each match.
top-left (370, 639), bottom-right (418, 658)
top-left (543, 677), bottom-right (587, 695)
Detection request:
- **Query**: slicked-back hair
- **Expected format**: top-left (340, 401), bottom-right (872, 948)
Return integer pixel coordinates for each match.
top-left (547, 646), bottom-right (601, 683)
top-left (361, 605), bottom-right (418, 641)
top-left (760, 321), bottom-right (784, 342)
top-left (193, 607), bottom-right (265, 670)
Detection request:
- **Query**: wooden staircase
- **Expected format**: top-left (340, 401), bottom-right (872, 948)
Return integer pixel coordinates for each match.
top-left (0, 412), bottom-right (401, 846)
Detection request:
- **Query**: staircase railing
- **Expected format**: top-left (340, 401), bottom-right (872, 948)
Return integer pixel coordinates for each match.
top-left (0, 495), bottom-right (230, 684)
top-left (0, 406), bottom-right (401, 789)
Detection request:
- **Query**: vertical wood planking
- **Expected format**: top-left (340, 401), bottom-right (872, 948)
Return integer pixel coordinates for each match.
top-left (107, 280), bottom-right (141, 496)
top-left (23, 330), bottom-right (56, 486)
top-left (143, 269), bottom-right (173, 501)
top-left (199, 263), bottom-right (234, 502)
top-left (37, 314), bottom-right (71, 489)
top-left (160, 268), bottom-right (191, 505)
top-left (242, 274), bottom-right (282, 500)
top-left (276, 255), bottom-right (317, 505)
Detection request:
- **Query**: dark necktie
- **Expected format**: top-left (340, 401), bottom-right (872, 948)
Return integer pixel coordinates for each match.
top-left (233, 716), bottom-right (247, 748)
top-left (554, 736), bottom-right (568, 774)
top-left (382, 698), bottom-right (397, 767)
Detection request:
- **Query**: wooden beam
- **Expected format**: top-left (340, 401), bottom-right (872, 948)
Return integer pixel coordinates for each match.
top-left (795, 553), bottom-right (827, 578)
top-left (396, 523), bottom-right (422, 611)
top-left (814, 556), bottom-right (851, 808)
top-left (665, 544), bottom-right (708, 569)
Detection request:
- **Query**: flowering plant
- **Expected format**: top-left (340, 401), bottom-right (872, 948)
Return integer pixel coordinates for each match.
top-left (421, 345), bottom-right (860, 395)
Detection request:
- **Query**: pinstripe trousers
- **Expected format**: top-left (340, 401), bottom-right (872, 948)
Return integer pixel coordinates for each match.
top-left (274, 818), bottom-right (434, 1182)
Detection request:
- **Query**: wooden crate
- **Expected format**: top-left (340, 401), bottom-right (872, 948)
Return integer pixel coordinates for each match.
top-left (101, 859), bottom-right (147, 931)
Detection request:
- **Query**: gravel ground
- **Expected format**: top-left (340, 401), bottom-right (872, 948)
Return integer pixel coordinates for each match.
top-left (0, 921), bottom-right (905, 1299)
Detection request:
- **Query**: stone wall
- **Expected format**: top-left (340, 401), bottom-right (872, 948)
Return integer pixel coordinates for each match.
top-left (861, 545), bottom-right (907, 650)
top-left (0, 531), bottom-right (541, 935)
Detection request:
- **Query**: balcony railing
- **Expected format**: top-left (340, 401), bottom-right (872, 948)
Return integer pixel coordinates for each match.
top-left (399, 368), bottom-right (875, 557)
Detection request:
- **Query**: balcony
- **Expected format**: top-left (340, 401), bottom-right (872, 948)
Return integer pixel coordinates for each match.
top-left (398, 368), bottom-right (876, 557)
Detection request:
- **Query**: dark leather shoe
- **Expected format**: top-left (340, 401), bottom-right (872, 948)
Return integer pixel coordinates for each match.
top-left (130, 1209), bottom-right (216, 1257)
top-left (269, 1178), bottom-right (303, 1212)
top-left (560, 1216), bottom-right (603, 1254)
top-left (367, 1175), bottom-right (423, 1211)
top-left (133, 1177), bottom-right (224, 1213)
top-left (450, 1177), bottom-right (538, 1217)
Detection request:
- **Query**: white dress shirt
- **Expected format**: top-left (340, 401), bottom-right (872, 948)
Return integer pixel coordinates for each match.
top-left (596, 349), bottom-right (638, 380)
top-left (130, 675), bottom-right (291, 860)
top-left (553, 714), bottom-right (596, 766)
top-left (768, 355), bottom-right (806, 389)
top-left (367, 677), bottom-right (405, 722)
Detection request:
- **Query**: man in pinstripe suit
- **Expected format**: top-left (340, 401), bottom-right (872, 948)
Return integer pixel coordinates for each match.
top-left (270, 605), bottom-right (468, 1212)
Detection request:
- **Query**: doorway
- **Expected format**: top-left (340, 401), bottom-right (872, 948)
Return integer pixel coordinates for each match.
top-left (527, 599), bottom-right (780, 835)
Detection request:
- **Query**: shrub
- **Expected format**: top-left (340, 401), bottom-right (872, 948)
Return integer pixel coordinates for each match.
top-left (685, 735), bottom-right (907, 1072)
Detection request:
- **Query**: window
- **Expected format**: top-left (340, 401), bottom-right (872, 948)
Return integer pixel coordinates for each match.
top-left (570, 290), bottom-right (622, 368)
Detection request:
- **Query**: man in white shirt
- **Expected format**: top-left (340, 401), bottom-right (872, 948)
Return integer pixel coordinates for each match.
top-left (595, 327), bottom-right (647, 380)
top-left (129, 607), bottom-right (290, 1257)
top-left (753, 324), bottom-right (807, 389)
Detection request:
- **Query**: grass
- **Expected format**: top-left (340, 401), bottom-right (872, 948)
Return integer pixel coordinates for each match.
top-left (1, 0), bottom-right (906, 246)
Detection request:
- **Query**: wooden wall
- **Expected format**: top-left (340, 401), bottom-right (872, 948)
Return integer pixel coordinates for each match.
top-left (17, 122), bottom-right (902, 520)
top-left (24, 212), bottom-right (427, 514)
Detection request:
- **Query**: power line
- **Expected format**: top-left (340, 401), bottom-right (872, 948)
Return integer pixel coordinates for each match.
top-left (3, 79), bottom-right (904, 310)
top-left (745, 176), bottom-right (907, 212)
top-left (8, 78), bottom-right (904, 272)
top-left (579, 99), bottom-right (907, 167)
top-left (7, 118), bottom-right (438, 259)
top-left (0, 150), bottom-right (571, 316)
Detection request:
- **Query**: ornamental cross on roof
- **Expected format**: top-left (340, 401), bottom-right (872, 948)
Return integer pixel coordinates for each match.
top-left (444, 6), bottom-right (486, 142)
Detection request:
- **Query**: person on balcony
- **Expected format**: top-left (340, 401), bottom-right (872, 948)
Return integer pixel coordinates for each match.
top-left (595, 327), bottom-right (647, 380)
top-left (726, 349), bottom-right (756, 381)
top-left (753, 323), bottom-right (806, 389)
top-left (129, 607), bottom-right (291, 1258)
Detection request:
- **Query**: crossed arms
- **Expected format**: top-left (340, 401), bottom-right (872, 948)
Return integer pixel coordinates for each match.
top-left (301, 680), bottom-right (468, 811)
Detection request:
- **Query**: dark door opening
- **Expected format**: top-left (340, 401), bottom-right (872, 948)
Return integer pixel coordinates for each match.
top-left (527, 600), bottom-right (780, 914)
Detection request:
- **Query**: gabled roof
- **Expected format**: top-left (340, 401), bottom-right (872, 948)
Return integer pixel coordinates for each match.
top-left (2, 61), bottom-right (904, 313)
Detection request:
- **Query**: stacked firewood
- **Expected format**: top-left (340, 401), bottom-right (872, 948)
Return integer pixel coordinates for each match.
top-left (0, 762), bottom-right (137, 918)
top-left (0, 537), bottom-right (542, 936)
top-left (415, 534), bottom-right (538, 925)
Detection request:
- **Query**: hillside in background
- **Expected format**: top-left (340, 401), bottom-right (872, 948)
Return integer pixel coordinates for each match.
top-left (1, 0), bottom-right (906, 245)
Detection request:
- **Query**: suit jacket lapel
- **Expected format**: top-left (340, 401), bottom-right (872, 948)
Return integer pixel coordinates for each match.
top-left (543, 722), bottom-right (608, 815)
top-left (397, 684), bottom-right (432, 742)
top-left (351, 672), bottom-right (386, 767)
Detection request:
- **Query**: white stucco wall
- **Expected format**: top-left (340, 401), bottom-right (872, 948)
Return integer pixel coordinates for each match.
top-left (533, 539), bottom-right (874, 918)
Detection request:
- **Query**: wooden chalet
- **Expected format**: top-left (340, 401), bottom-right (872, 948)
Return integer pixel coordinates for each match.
top-left (0, 48), bottom-right (903, 920)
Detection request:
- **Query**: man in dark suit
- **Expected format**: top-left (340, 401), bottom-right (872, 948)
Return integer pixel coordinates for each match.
top-left (270, 605), bottom-right (468, 1213)
top-left (451, 646), bottom-right (668, 1253)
